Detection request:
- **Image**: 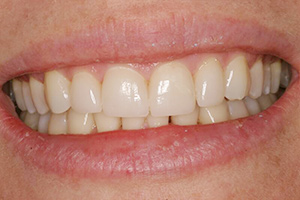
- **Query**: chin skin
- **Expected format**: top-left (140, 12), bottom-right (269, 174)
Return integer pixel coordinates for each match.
top-left (1, 0), bottom-right (300, 199)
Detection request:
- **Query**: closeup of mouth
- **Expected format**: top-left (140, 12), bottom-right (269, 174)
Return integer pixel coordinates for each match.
top-left (0, 14), bottom-right (299, 180)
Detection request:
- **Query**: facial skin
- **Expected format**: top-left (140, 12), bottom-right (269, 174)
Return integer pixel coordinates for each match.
top-left (0, 0), bottom-right (300, 199)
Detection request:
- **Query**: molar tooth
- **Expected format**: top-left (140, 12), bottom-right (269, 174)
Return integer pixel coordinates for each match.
top-left (70, 72), bottom-right (102, 114)
top-left (194, 58), bottom-right (225, 107)
top-left (22, 81), bottom-right (37, 114)
top-left (270, 60), bottom-right (282, 94)
top-left (102, 66), bottom-right (148, 117)
top-left (48, 113), bottom-right (67, 135)
top-left (171, 107), bottom-right (199, 126)
top-left (45, 71), bottom-right (71, 114)
top-left (227, 100), bottom-right (249, 120)
top-left (12, 79), bottom-right (27, 111)
top-left (38, 112), bottom-right (51, 134)
top-left (225, 55), bottom-right (250, 100)
top-left (199, 101), bottom-right (229, 124)
top-left (244, 97), bottom-right (261, 115)
top-left (146, 115), bottom-right (169, 128)
top-left (94, 112), bottom-right (121, 132)
top-left (68, 109), bottom-right (95, 134)
top-left (249, 58), bottom-right (264, 99)
top-left (257, 95), bottom-right (273, 110)
top-left (280, 62), bottom-right (291, 88)
top-left (24, 112), bottom-right (40, 130)
top-left (29, 77), bottom-right (49, 115)
top-left (263, 63), bottom-right (271, 95)
top-left (149, 61), bottom-right (195, 117)
top-left (122, 117), bottom-right (145, 130)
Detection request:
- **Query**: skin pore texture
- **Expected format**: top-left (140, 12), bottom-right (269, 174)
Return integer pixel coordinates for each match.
top-left (1, 0), bottom-right (300, 199)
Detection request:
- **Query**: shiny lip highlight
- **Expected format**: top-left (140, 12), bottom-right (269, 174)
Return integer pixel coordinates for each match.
top-left (0, 14), bottom-right (299, 179)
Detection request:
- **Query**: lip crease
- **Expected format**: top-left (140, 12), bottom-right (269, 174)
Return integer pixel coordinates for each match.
top-left (0, 13), bottom-right (300, 180)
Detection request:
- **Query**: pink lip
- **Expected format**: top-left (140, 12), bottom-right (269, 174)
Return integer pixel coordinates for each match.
top-left (0, 13), bottom-right (300, 180)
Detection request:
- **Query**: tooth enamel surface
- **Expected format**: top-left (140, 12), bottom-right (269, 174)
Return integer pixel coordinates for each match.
top-left (225, 55), bottom-right (250, 100)
top-left (22, 81), bottom-right (37, 114)
top-left (38, 112), bottom-right (51, 134)
top-left (71, 72), bottom-right (102, 114)
top-left (102, 66), bottom-right (149, 117)
top-left (149, 61), bottom-right (195, 117)
top-left (263, 63), bottom-right (271, 95)
top-left (48, 113), bottom-right (68, 135)
top-left (20, 111), bottom-right (27, 121)
top-left (12, 79), bottom-right (27, 111)
top-left (249, 58), bottom-right (264, 99)
top-left (147, 115), bottom-right (169, 128)
top-left (24, 112), bottom-right (40, 130)
top-left (280, 62), bottom-right (291, 88)
top-left (68, 109), bottom-right (95, 134)
top-left (227, 100), bottom-right (249, 120)
top-left (244, 97), bottom-right (261, 115)
top-left (45, 71), bottom-right (71, 114)
top-left (94, 112), bottom-right (121, 132)
top-left (194, 58), bottom-right (225, 107)
top-left (29, 77), bottom-right (49, 115)
top-left (122, 117), bottom-right (145, 130)
top-left (171, 107), bottom-right (199, 126)
top-left (269, 94), bottom-right (278, 103)
top-left (199, 101), bottom-right (230, 125)
top-left (270, 60), bottom-right (282, 94)
top-left (257, 95), bottom-right (273, 110)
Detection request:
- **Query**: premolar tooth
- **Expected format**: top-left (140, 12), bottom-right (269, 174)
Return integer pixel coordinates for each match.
top-left (149, 61), bottom-right (195, 117)
top-left (70, 72), bottom-right (102, 114)
top-left (171, 107), bottom-right (199, 126)
top-left (29, 77), bottom-right (49, 115)
top-left (122, 117), bottom-right (145, 130)
top-left (225, 55), bottom-right (250, 100)
top-left (68, 109), bottom-right (95, 134)
top-left (263, 63), bottom-right (271, 95)
top-left (20, 111), bottom-right (27, 121)
top-left (227, 100), bottom-right (249, 120)
top-left (147, 115), bottom-right (169, 128)
top-left (280, 62), bottom-right (291, 88)
top-left (249, 58), bottom-right (264, 99)
top-left (45, 71), bottom-right (71, 114)
top-left (199, 101), bottom-right (229, 124)
top-left (270, 60), bottom-right (282, 94)
top-left (194, 58), bottom-right (225, 107)
top-left (24, 112), bottom-right (40, 130)
top-left (12, 79), bottom-right (27, 111)
top-left (257, 95), bottom-right (273, 110)
top-left (94, 112), bottom-right (121, 132)
top-left (48, 113), bottom-right (67, 135)
top-left (102, 66), bottom-right (148, 117)
top-left (244, 97), bottom-right (261, 115)
top-left (38, 112), bottom-right (51, 134)
top-left (22, 81), bottom-right (37, 114)
top-left (269, 94), bottom-right (277, 103)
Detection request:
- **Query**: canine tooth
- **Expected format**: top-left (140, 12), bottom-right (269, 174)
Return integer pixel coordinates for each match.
top-left (257, 95), bottom-right (273, 110)
top-left (194, 58), bottom-right (224, 107)
top-left (225, 55), bottom-right (250, 100)
top-left (38, 112), bottom-right (51, 134)
top-left (269, 94), bottom-right (277, 103)
top-left (199, 101), bottom-right (229, 124)
top-left (102, 66), bottom-right (148, 117)
top-left (68, 109), bottom-right (95, 134)
top-left (45, 71), bottom-right (71, 114)
top-left (171, 107), bottom-right (199, 126)
top-left (280, 62), bottom-right (291, 88)
top-left (12, 79), bottom-right (27, 111)
top-left (149, 61), bottom-right (195, 116)
top-left (29, 77), bottom-right (49, 115)
top-left (71, 72), bottom-right (102, 113)
top-left (24, 112), bottom-right (40, 130)
top-left (48, 113), bottom-right (67, 135)
top-left (249, 58), bottom-right (264, 99)
top-left (227, 100), bottom-right (249, 120)
top-left (22, 82), bottom-right (37, 114)
top-left (263, 63), bottom-right (271, 95)
top-left (122, 117), bottom-right (145, 130)
top-left (147, 115), bottom-right (169, 128)
top-left (94, 112), bottom-right (121, 132)
top-left (270, 60), bottom-right (282, 93)
top-left (244, 97), bottom-right (261, 115)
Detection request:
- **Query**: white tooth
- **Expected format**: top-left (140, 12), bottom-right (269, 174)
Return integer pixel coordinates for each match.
top-left (71, 72), bottom-right (102, 114)
top-left (149, 61), bottom-right (195, 117)
top-left (199, 101), bottom-right (229, 124)
top-left (38, 112), bottom-right (51, 134)
top-left (45, 71), bottom-right (71, 114)
top-left (122, 117), bottom-right (145, 130)
top-left (146, 115), bottom-right (169, 128)
top-left (225, 55), bottom-right (250, 100)
top-left (280, 62), bottom-right (291, 88)
top-left (22, 81), bottom-right (36, 114)
top-left (270, 60), bottom-right (282, 94)
top-left (29, 77), bottom-right (49, 115)
top-left (227, 100), bottom-right (249, 120)
top-left (171, 107), bottom-right (199, 126)
top-left (257, 95), bottom-right (273, 110)
top-left (194, 58), bottom-right (225, 107)
top-left (20, 111), bottom-right (27, 121)
top-left (249, 58), bottom-right (264, 99)
top-left (269, 94), bottom-right (278, 103)
top-left (263, 63), bottom-right (271, 95)
top-left (94, 112), bottom-right (121, 132)
top-left (102, 66), bottom-right (148, 117)
top-left (24, 112), bottom-right (40, 130)
top-left (244, 97), bottom-right (261, 115)
top-left (68, 109), bottom-right (95, 134)
top-left (48, 113), bottom-right (67, 135)
top-left (12, 79), bottom-right (27, 111)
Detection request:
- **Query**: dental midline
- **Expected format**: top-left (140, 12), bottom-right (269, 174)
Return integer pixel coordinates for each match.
top-left (8, 54), bottom-right (291, 135)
